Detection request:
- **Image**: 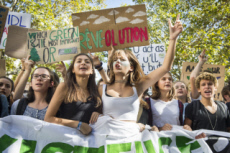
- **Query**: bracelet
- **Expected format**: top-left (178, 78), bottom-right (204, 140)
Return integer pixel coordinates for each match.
top-left (77, 121), bottom-right (82, 130)
top-left (95, 62), bottom-right (103, 69)
top-left (97, 67), bottom-right (103, 71)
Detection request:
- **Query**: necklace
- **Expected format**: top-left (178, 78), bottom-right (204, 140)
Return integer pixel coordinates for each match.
top-left (204, 105), bottom-right (217, 130)
top-left (114, 80), bottom-right (126, 83)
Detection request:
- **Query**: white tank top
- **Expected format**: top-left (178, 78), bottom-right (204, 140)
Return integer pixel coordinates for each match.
top-left (102, 84), bottom-right (140, 121)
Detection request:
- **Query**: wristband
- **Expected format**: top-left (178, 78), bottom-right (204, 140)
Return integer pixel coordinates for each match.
top-left (77, 121), bottom-right (82, 130)
top-left (97, 67), bottom-right (103, 71)
top-left (95, 62), bottom-right (103, 69)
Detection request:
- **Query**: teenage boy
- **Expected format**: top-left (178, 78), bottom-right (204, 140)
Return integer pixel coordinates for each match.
top-left (185, 72), bottom-right (230, 132)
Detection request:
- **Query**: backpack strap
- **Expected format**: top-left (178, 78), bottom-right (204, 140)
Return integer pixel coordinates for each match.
top-left (191, 100), bottom-right (200, 130)
top-left (145, 97), bottom-right (153, 126)
top-left (16, 98), bottom-right (29, 115)
top-left (178, 100), bottom-right (184, 125)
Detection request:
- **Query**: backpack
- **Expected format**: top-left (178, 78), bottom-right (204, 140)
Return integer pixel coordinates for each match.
top-left (192, 100), bottom-right (227, 130)
top-left (16, 98), bottom-right (29, 115)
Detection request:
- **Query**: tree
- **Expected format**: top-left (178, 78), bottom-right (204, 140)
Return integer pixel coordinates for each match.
top-left (0, 0), bottom-right (106, 80)
top-left (133, 0), bottom-right (230, 81)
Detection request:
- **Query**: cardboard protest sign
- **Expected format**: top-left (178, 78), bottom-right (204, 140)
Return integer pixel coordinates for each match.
top-left (0, 11), bottom-right (31, 49)
top-left (72, 4), bottom-right (149, 53)
top-left (0, 59), bottom-right (5, 77)
top-left (5, 25), bottom-right (39, 59)
top-left (27, 26), bottom-right (80, 64)
top-left (131, 44), bottom-right (165, 74)
top-left (181, 62), bottom-right (225, 101)
top-left (0, 5), bottom-right (9, 43)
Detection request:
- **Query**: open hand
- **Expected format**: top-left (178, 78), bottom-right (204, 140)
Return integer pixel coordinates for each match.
top-left (169, 14), bottom-right (183, 40)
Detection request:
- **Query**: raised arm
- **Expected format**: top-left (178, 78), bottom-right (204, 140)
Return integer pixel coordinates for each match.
top-left (14, 59), bottom-right (25, 91)
top-left (190, 50), bottom-right (207, 99)
top-left (44, 83), bottom-right (92, 135)
top-left (137, 14), bottom-right (183, 94)
top-left (89, 52), bottom-right (110, 83)
top-left (13, 56), bottom-right (35, 101)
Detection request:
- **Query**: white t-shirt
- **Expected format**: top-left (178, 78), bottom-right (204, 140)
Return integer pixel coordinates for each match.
top-left (150, 98), bottom-right (180, 128)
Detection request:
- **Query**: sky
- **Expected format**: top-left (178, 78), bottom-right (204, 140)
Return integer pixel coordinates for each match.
top-left (105, 0), bottom-right (135, 8)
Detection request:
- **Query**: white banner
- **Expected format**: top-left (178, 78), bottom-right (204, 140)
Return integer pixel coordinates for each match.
top-left (1, 115), bottom-right (230, 153)
top-left (0, 12), bottom-right (31, 49)
top-left (131, 44), bottom-right (165, 74)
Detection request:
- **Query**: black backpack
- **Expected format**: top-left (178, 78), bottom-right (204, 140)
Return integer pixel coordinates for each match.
top-left (192, 100), bottom-right (227, 130)
top-left (16, 98), bottom-right (29, 115)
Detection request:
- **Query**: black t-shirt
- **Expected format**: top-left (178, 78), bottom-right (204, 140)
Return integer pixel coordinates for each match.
top-left (185, 100), bottom-right (230, 132)
top-left (59, 100), bottom-right (96, 124)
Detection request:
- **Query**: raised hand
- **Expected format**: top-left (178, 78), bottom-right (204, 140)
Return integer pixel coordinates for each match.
top-left (24, 55), bottom-right (35, 71)
top-left (168, 14), bottom-right (183, 40)
top-left (89, 51), bottom-right (101, 67)
top-left (198, 49), bottom-right (208, 64)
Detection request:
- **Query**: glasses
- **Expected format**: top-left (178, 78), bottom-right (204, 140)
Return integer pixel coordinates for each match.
top-left (32, 74), bottom-right (50, 80)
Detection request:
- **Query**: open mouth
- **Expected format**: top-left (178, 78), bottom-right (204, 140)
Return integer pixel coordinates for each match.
top-left (115, 63), bottom-right (121, 69)
top-left (204, 90), bottom-right (211, 94)
top-left (36, 83), bottom-right (43, 86)
top-left (177, 91), bottom-right (183, 94)
top-left (165, 84), bottom-right (171, 87)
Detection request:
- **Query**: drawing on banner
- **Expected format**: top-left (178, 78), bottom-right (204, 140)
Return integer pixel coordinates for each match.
top-left (181, 62), bottom-right (225, 101)
top-left (72, 4), bottom-right (149, 53)
top-left (132, 44), bottom-right (165, 74)
top-left (27, 27), bottom-right (80, 64)
top-left (0, 5), bottom-right (9, 43)
top-left (0, 11), bottom-right (31, 49)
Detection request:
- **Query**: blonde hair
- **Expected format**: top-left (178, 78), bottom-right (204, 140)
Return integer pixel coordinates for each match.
top-left (107, 49), bottom-right (145, 86)
top-left (173, 80), bottom-right (191, 102)
top-left (195, 72), bottom-right (217, 89)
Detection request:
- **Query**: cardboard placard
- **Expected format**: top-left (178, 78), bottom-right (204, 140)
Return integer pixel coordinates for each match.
top-left (0, 59), bottom-right (5, 77)
top-left (72, 4), bottom-right (149, 53)
top-left (0, 5), bottom-right (9, 43)
top-left (181, 62), bottom-right (225, 101)
top-left (131, 44), bottom-right (165, 74)
top-left (5, 25), bottom-right (39, 59)
top-left (27, 26), bottom-right (80, 64)
top-left (0, 11), bottom-right (31, 49)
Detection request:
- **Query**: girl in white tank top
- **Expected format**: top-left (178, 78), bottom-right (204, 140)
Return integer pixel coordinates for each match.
top-left (91, 14), bottom-right (183, 132)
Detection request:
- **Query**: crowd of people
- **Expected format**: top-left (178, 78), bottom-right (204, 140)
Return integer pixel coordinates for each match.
top-left (1, 14), bottom-right (230, 139)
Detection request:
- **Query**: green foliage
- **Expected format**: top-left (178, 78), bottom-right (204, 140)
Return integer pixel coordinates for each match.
top-left (133, 0), bottom-right (230, 82)
top-left (1, 0), bottom-right (106, 80)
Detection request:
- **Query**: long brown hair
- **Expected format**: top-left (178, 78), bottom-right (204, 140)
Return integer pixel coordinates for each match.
top-left (27, 67), bottom-right (55, 103)
top-left (64, 53), bottom-right (101, 108)
top-left (151, 72), bottom-right (174, 100)
top-left (107, 49), bottom-right (144, 86)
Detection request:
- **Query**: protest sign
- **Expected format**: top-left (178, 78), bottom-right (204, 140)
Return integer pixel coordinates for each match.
top-left (181, 62), bottom-right (225, 101)
top-left (72, 4), bottom-right (149, 53)
top-left (0, 11), bottom-right (31, 49)
top-left (0, 5), bottom-right (9, 43)
top-left (5, 25), bottom-right (39, 59)
top-left (0, 59), bottom-right (5, 76)
top-left (27, 26), bottom-right (80, 64)
top-left (2, 115), bottom-right (230, 153)
top-left (131, 44), bottom-right (165, 74)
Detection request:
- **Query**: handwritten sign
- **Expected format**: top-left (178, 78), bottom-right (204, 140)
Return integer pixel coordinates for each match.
top-left (0, 11), bottom-right (31, 49)
top-left (181, 62), bottom-right (225, 101)
top-left (131, 44), bottom-right (165, 74)
top-left (72, 4), bottom-right (149, 53)
top-left (0, 5), bottom-right (9, 43)
top-left (0, 59), bottom-right (5, 77)
top-left (27, 27), bottom-right (80, 64)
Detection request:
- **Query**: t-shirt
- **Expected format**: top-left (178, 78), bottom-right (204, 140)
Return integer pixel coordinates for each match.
top-left (0, 94), bottom-right (9, 117)
top-left (150, 98), bottom-right (180, 127)
top-left (11, 99), bottom-right (48, 120)
top-left (185, 100), bottom-right (230, 131)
